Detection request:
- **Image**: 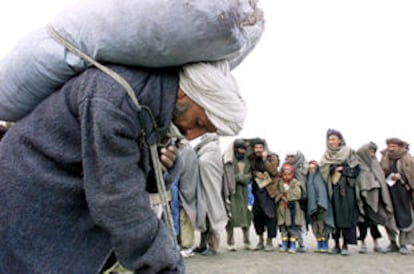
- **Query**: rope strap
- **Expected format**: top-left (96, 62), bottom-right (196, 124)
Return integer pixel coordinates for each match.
top-left (46, 24), bottom-right (141, 110)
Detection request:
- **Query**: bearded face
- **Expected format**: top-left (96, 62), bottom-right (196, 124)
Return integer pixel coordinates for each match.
top-left (387, 143), bottom-right (401, 153)
top-left (173, 89), bottom-right (216, 140)
top-left (286, 154), bottom-right (295, 164)
top-left (253, 144), bottom-right (264, 158)
top-left (173, 99), bottom-right (190, 119)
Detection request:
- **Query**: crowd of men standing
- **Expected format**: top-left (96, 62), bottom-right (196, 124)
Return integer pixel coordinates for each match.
top-left (173, 128), bottom-right (414, 258)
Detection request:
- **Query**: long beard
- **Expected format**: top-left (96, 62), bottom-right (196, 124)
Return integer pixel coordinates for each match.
top-left (173, 101), bottom-right (190, 124)
top-left (255, 156), bottom-right (265, 172)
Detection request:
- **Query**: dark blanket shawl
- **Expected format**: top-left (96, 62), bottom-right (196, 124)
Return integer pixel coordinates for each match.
top-left (306, 167), bottom-right (335, 232)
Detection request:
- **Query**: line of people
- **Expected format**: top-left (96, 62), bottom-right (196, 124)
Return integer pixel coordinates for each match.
top-left (172, 128), bottom-right (414, 257)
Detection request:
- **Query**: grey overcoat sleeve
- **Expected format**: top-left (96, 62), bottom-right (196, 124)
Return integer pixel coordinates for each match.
top-left (80, 97), bottom-right (183, 273)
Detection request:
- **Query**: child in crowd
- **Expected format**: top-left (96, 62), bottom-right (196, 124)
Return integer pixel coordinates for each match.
top-left (276, 163), bottom-right (302, 253)
top-left (306, 160), bottom-right (334, 253)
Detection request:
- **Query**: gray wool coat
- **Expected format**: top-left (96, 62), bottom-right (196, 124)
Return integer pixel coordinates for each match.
top-left (193, 133), bottom-right (227, 231)
top-left (0, 65), bottom-right (184, 274)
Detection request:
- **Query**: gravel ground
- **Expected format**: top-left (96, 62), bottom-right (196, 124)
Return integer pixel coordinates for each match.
top-left (185, 227), bottom-right (414, 274)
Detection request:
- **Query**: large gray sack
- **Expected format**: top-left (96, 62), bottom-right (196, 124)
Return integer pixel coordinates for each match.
top-left (0, 0), bottom-right (264, 121)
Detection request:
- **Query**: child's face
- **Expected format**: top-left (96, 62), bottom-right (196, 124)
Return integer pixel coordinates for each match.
top-left (309, 163), bottom-right (317, 174)
top-left (282, 169), bottom-right (293, 181)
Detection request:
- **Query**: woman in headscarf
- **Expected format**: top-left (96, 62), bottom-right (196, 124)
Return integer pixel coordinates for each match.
top-left (356, 142), bottom-right (397, 254)
top-left (319, 129), bottom-right (360, 256)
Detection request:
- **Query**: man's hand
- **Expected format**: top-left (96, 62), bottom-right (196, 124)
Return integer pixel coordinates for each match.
top-left (262, 150), bottom-right (268, 161)
top-left (159, 145), bottom-right (177, 172)
top-left (391, 173), bottom-right (401, 181)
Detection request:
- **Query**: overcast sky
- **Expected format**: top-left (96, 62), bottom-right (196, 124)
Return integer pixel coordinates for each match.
top-left (1, 0), bottom-right (413, 161)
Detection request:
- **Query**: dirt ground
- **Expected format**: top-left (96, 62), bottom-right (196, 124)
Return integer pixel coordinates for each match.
top-left (185, 227), bottom-right (414, 274)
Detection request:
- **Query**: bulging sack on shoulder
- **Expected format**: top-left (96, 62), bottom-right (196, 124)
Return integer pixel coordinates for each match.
top-left (0, 0), bottom-right (264, 121)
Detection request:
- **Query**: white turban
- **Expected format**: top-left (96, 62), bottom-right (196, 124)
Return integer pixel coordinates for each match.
top-left (179, 60), bottom-right (247, 136)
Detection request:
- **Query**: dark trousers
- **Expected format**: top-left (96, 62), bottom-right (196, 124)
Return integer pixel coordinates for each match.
top-left (332, 226), bottom-right (357, 245)
top-left (252, 206), bottom-right (277, 238)
top-left (357, 222), bottom-right (382, 241)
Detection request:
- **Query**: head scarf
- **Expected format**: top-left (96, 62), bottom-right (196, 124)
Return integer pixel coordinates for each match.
top-left (308, 160), bottom-right (318, 167)
top-left (319, 129), bottom-right (358, 183)
top-left (307, 160), bottom-right (319, 175)
top-left (356, 143), bottom-right (394, 216)
top-left (233, 139), bottom-right (247, 160)
top-left (284, 150), bottom-right (309, 184)
top-left (369, 141), bottom-right (378, 153)
top-left (250, 137), bottom-right (265, 147)
top-left (326, 128), bottom-right (344, 143)
top-left (179, 60), bottom-right (247, 136)
top-left (233, 138), bottom-right (247, 149)
top-left (280, 163), bottom-right (295, 182)
top-left (385, 137), bottom-right (409, 150)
